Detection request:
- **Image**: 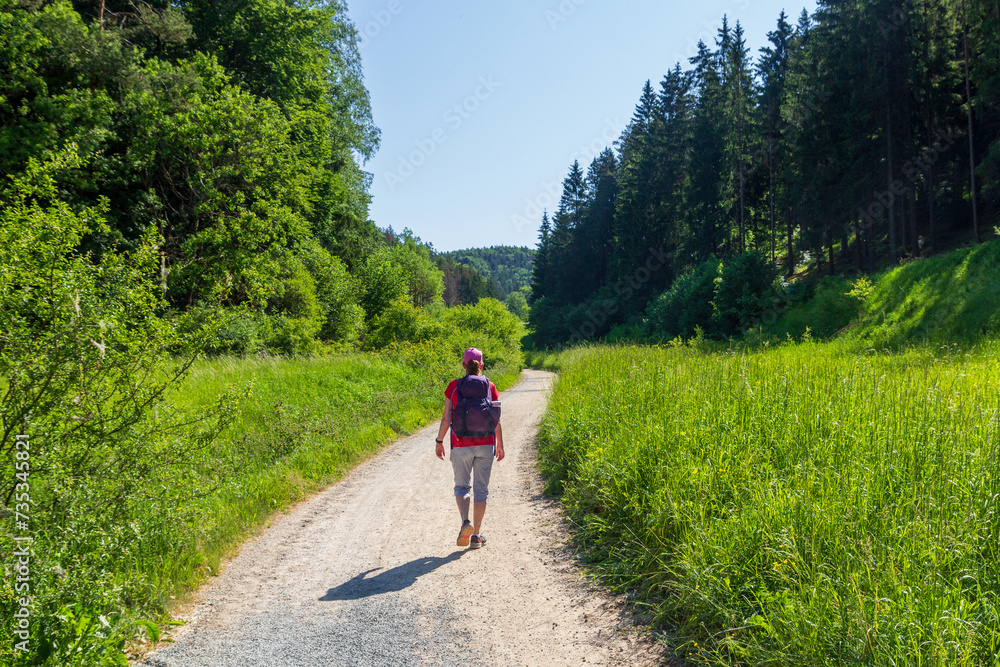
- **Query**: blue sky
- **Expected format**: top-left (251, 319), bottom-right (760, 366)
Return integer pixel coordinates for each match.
top-left (347, 0), bottom-right (817, 253)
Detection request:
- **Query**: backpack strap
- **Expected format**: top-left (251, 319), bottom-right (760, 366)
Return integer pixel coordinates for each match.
top-left (450, 376), bottom-right (463, 449)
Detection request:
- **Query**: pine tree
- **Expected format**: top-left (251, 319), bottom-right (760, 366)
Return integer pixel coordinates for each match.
top-left (610, 80), bottom-right (662, 297)
top-left (549, 161), bottom-right (589, 305)
top-left (721, 20), bottom-right (759, 253)
top-left (685, 41), bottom-right (728, 261)
top-left (656, 64), bottom-right (696, 275)
top-left (577, 149), bottom-right (618, 296)
top-left (522, 0), bottom-right (994, 343)
top-left (528, 212), bottom-right (552, 305)
top-left (757, 11), bottom-right (793, 264)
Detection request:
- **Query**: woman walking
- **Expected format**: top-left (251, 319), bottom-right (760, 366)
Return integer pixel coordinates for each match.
top-left (435, 348), bottom-right (504, 549)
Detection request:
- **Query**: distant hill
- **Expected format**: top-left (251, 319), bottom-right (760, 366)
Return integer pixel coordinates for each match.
top-left (442, 246), bottom-right (535, 299)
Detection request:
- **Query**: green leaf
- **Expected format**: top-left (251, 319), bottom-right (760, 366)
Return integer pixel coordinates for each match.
top-left (133, 619), bottom-right (161, 643)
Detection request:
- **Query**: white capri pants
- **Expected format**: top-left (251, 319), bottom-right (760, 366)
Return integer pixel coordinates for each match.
top-left (450, 445), bottom-right (495, 503)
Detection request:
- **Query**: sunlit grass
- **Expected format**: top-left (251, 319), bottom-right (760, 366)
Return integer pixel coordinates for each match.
top-left (538, 342), bottom-right (1000, 665)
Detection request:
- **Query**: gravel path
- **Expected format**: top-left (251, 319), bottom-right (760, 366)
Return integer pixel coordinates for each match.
top-left (140, 370), bottom-right (667, 666)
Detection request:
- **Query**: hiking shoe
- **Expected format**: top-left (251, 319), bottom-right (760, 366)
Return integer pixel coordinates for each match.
top-left (469, 534), bottom-right (486, 549)
top-left (457, 520), bottom-right (474, 547)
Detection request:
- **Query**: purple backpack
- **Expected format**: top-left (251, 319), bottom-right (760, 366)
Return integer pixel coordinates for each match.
top-left (451, 375), bottom-right (501, 440)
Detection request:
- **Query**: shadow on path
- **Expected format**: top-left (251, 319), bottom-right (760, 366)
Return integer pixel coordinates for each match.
top-left (319, 552), bottom-right (466, 601)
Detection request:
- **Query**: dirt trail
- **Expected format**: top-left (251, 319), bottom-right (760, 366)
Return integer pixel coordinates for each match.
top-left (141, 369), bottom-right (667, 666)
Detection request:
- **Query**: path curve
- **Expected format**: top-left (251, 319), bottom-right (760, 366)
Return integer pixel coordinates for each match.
top-left (141, 369), bottom-right (666, 666)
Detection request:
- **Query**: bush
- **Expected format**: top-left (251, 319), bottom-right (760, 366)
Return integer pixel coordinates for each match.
top-left (443, 298), bottom-right (524, 347)
top-left (646, 258), bottom-right (721, 340)
top-left (605, 318), bottom-right (649, 344)
top-left (297, 240), bottom-right (365, 344)
top-left (358, 246), bottom-right (408, 322)
top-left (713, 252), bottom-right (781, 338)
top-left (505, 289), bottom-right (529, 321)
top-left (439, 298), bottom-right (525, 370)
top-left (561, 289), bottom-right (621, 344)
top-left (363, 298), bottom-right (445, 350)
top-left (526, 285), bottom-right (628, 348)
top-left (0, 152), bottom-right (233, 664)
top-left (203, 307), bottom-right (270, 354)
top-left (264, 257), bottom-right (323, 354)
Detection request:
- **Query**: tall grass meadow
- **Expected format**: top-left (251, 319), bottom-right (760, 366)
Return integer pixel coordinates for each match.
top-left (538, 343), bottom-right (1000, 665)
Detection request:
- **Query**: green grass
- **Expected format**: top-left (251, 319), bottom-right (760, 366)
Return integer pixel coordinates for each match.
top-left (523, 348), bottom-right (571, 372)
top-left (848, 239), bottom-right (1000, 347)
top-left (538, 342), bottom-right (1000, 665)
top-left (763, 237), bottom-right (1000, 348)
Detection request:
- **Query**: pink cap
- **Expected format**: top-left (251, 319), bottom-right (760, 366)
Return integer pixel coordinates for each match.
top-left (463, 348), bottom-right (483, 364)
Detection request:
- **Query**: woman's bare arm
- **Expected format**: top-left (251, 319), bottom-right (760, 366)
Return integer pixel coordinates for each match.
top-left (495, 422), bottom-right (505, 461)
top-left (435, 398), bottom-right (451, 460)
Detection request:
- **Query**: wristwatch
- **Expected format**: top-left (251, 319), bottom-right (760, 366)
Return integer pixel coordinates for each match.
top-left (435, 438), bottom-right (443, 444)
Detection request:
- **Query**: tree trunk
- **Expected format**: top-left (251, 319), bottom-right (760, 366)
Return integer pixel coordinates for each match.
top-left (962, 0), bottom-right (980, 243)
top-left (886, 106), bottom-right (898, 265)
top-left (927, 166), bottom-right (936, 255)
top-left (855, 217), bottom-right (863, 270)
top-left (840, 217), bottom-right (850, 262)
top-left (865, 226), bottom-right (871, 273)
top-left (828, 227), bottom-right (835, 275)
top-left (923, 4), bottom-right (936, 257)
top-left (739, 162), bottom-right (746, 253)
top-left (786, 207), bottom-right (794, 277)
top-left (769, 135), bottom-right (775, 263)
top-left (902, 64), bottom-right (916, 260)
top-left (900, 189), bottom-right (908, 257)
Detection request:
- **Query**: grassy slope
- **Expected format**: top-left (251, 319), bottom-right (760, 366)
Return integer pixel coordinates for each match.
top-left (849, 237), bottom-right (1000, 346)
top-left (765, 237), bottom-right (1000, 347)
